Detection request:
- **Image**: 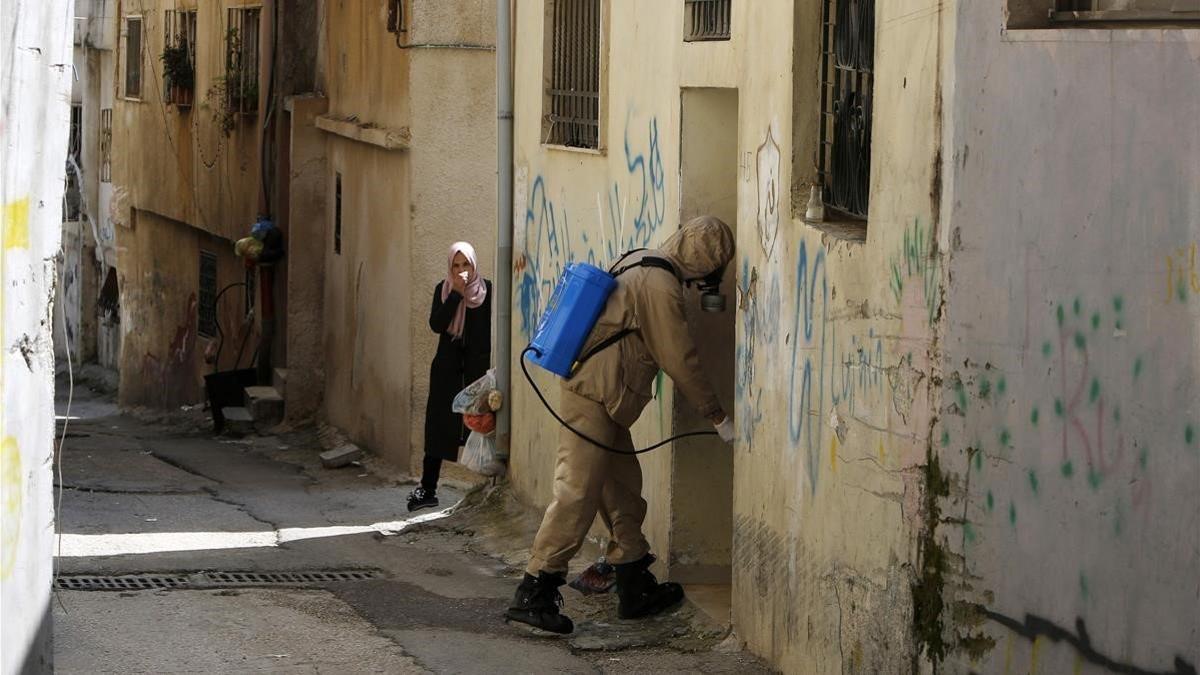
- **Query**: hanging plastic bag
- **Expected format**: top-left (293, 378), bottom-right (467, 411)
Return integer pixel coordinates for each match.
top-left (452, 369), bottom-right (497, 415)
top-left (460, 431), bottom-right (504, 476)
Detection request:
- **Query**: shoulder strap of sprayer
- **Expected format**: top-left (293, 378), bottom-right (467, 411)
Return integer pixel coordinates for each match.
top-left (570, 252), bottom-right (680, 376)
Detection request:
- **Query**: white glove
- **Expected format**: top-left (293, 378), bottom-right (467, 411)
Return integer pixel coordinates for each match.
top-left (714, 416), bottom-right (735, 444)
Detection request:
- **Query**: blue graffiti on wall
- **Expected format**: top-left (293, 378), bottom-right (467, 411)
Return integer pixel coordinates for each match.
top-left (789, 241), bottom-right (829, 494)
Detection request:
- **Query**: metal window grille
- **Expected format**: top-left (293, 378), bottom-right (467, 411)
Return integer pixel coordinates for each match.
top-left (100, 108), bottom-right (112, 183)
top-left (684, 0), bottom-right (731, 41)
top-left (817, 0), bottom-right (874, 220)
top-left (125, 17), bottom-right (142, 98)
top-left (199, 251), bottom-right (218, 338)
top-left (64, 105), bottom-right (83, 222)
top-left (545, 0), bottom-right (601, 149)
top-left (387, 0), bottom-right (407, 34)
top-left (226, 8), bottom-right (261, 115)
top-left (164, 10), bottom-right (197, 106)
top-left (334, 172), bottom-right (343, 255)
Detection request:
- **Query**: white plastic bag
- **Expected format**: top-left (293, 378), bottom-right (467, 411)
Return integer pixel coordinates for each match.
top-left (460, 431), bottom-right (504, 476)
top-left (452, 369), bottom-right (496, 415)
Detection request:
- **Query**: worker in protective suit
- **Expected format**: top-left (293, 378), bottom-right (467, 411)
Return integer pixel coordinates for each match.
top-left (506, 215), bottom-right (736, 635)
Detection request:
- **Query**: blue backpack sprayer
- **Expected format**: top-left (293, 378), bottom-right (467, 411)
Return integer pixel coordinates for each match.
top-left (521, 251), bottom-right (727, 455)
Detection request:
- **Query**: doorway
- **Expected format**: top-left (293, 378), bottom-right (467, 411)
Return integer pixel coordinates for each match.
top-left (671, 87), bottom-right (738, 623)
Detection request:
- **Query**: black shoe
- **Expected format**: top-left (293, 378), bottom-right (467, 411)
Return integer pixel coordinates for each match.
top-left (614, 554), bottom-right (684, 620)
top-left (505, 572), bottom-right (575, 635)
top-left (406, 486), bottom-right (439, 512)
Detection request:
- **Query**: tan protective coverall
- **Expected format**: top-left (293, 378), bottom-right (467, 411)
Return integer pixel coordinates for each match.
top-left (527, 216), bottom-right (735, 575)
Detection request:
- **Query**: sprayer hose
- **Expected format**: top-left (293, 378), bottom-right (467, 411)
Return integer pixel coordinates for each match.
top-left (520, 346), bottom-right (719, 455)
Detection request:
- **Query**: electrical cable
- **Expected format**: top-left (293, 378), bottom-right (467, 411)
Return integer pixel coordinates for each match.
top-left (54, 250), bottom-right (75, 588)
top-left (520, 346), bottom-right (718, 455)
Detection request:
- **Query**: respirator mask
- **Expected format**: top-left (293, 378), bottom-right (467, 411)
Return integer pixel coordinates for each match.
top-left (690, 264), bottom-right (728, 313)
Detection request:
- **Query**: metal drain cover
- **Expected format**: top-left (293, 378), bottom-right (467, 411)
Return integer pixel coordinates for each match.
top-left (55, 569), bottom-right (384, 591)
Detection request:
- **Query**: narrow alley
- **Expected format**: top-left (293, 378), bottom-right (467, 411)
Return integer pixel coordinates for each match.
top-left (51, 379), bottom-right (770, 674)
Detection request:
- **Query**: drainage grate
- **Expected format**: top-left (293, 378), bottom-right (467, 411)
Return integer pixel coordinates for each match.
top-left (55, 575), bottom-right (190, 591)
top-left (55, 569), bottom-right (384, 591)
top-left (205, 570), bottom-right (382, 585)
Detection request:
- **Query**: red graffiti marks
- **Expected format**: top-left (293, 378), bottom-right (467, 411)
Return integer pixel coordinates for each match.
top-left (140, 294), bottom-right (199, 407)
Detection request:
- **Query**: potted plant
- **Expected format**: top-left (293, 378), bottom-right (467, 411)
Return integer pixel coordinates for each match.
top-left (160, 39), bottom-right (194, 106)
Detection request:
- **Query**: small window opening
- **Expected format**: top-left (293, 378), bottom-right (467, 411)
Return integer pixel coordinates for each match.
top-left (817, 0), bottom-right (874, 220)
top-left (199, 251), bottom-right (218, 338)
top-left (334, 172), bottom-right (343, 255)
top-left (100, 108), bottom-right (112, 183)
top-left (544, 0), bottom-right (602, 149)
top-left (684, 0), bottom-right (732, 41)
top-left (98, 267), bottom-right (120, 323)
top-left (226, 8), bottom-right (261, 115)
top-left (124, 16), bottom-right (143, 99)
top-left (163, 10), bottom-right (197, 106)
top-left (64, 104), bottom-right (83, 222)
top-left (387, 0), bottom-right (408, 34)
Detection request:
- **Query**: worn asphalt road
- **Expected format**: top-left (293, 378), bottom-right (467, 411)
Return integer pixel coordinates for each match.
top-left (51, 381), bottom-right (774, 674)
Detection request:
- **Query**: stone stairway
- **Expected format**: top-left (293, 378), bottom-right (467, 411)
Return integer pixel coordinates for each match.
top-left (220, 368), bottom-right (288, 435)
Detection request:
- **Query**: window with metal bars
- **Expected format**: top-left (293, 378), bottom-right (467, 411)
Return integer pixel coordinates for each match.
top-left (387, 0), bottom-right (408, 34)
top-left (684, 0), bottom-right (732, 41)
top-left (164, 10), bottom-right (197, 106)
top-left (544, 0), bottom-right (602, 149)
top-left (124, 16), bottom-right (143, 99)
top-left (64, 104), bottom-right (83, 222)
top-left (199, 251), bottom-right (218, 338)
top-left (1050, 0), bottom-right (1199, 22)
top-left (100, 108), bottom-right (112, 183)
top-left (817, 0), bottom-right (874, 220)
top-left (226, 8), bottom-right (261, 115)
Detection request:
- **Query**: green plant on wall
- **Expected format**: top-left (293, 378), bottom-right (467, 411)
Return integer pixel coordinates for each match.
top-left (160, 37), bottom-right (194, 105)
top-left (203, 27), bottom-right (258, 136)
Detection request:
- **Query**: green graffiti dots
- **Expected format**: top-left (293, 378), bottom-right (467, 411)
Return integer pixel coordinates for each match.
top-left (955, 381), bottom-right (968, 412)
top-left (941, 430), bottom-right (950, 447)
top-left (1061, 460), bottom-right (1074, 478)
top-left (1074, 332), bottom-right (1087, 351)
top-left (997, 377), bottom-right (1007, 396)
top-left (1028, 469), bottom-right (1039, 495)
top-left (986, 491), bottom-right (994, 512)
top-left (1087, 467), bottom-right (1102, 491)
top-left (1042, 341), bottom-right (1053, 358)
top-left (1056, 305), bottom-right (1065, 326)
top-left (1179, 282), bottom-right (1188, 303)
top-left (974, 451), bottom-right (983, 472)
top-left (1133, 357), bottom-right (1143, 381)
top-left (1091, 312), bottom-right (1100, 331)
top-left (964, 522), bottom-right (977, 545)
top-left (1080, 573), bottom-right (1089, 601)
top-left (1089, 378), bottom-right (1101, 405)
top-left (1186, 424), bottom-right (1195, 447)
top-left (1073, 297), bottom-right (1081, 316)
top-left (1139, 447), bottom-right (1148, 470)
top-left (999, 429), bottom-right (1011, 447)
top-left (1054, 398), bottom-right (1064, 417)
top-left (1009, 502), bottom-right (1017, 527)
top-left (978, 378), bottom-right (991, 400)
top-left (1031, 406), bottom-right (1040, 427)
top-left (1112, 295), bottom-right (1123, 313)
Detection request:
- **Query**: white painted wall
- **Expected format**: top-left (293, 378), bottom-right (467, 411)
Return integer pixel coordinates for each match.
top-left (1, 2), bottom-right (74, 673)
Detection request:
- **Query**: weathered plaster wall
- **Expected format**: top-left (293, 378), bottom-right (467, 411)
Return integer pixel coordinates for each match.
top-left (1, 2), bottom-right (74, 671)
top-left (936, 12), bottom-right (1200, 673)
top-left (510, 1), bottom-right (945, 672)
top-left (320, 0), bottom-right (497, 470)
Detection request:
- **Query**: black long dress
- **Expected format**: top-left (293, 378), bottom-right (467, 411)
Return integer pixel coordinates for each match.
top-left (424, 279), bottom-right (492, 463)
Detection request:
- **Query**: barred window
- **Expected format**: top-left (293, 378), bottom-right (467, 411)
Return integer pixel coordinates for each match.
top-left (100, 108), bottom-right (112, 183)
top-left (199, 251), bottom-right (219, 338)
top-left (684, 0), bottom-right (732, 41)
top-left (164, 10), bottom-right (197, 106)
top-left (64, 104), bottom-right (83, 222)
top-left (544, 0), bottom-right (602, 149)
top-left (817, 0), bottom-right (874, 220)
top-left (226, 7), bottom-right (261, 115)
top-left (124, 16), bottom-right (143, 99)
top-left (1052, 0), bottom-right (1200, 22)
top-left (387, 0), bottom-right (408, 34)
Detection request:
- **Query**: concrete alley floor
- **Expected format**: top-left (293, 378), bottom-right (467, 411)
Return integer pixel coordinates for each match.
top-left (51, 381), bottom-right (774, 674)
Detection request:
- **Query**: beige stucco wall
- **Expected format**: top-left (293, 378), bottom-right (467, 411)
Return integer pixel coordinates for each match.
top-left (112, 0), bottom-right (271, 406)
top-left (509, 1), bottom-right (946, 671)
top-left (320, 0), bottom-right (497, 470)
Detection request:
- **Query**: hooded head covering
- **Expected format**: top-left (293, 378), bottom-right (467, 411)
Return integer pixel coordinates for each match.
top-left (659, 215), bottom-right (735, 280)
top-left (442, 241), bottom-right (487, 340)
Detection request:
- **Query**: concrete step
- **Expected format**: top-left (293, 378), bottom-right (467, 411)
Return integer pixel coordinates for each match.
top-left (244, 386), bottom-right (284, 428)
top-left (221, 406), bottom-right (255, 436)
top-left (273, 367), bottom-right (289, 389)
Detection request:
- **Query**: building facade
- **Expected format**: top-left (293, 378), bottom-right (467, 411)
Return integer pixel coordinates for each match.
top-left (505, 1), bottom-right (1199, 672)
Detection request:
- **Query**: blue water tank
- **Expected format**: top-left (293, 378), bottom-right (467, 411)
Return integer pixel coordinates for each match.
top-left (527, 263), bottom-right (617, 377)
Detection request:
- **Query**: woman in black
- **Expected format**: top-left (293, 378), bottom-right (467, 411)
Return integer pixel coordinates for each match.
top-left (408, 242), bottom-right (492, 511)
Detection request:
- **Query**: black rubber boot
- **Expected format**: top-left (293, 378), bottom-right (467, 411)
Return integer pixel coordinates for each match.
top-left (505, 572), bottom-right (575, 635)
top-left (614, 554), bottom-right (685, 620)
